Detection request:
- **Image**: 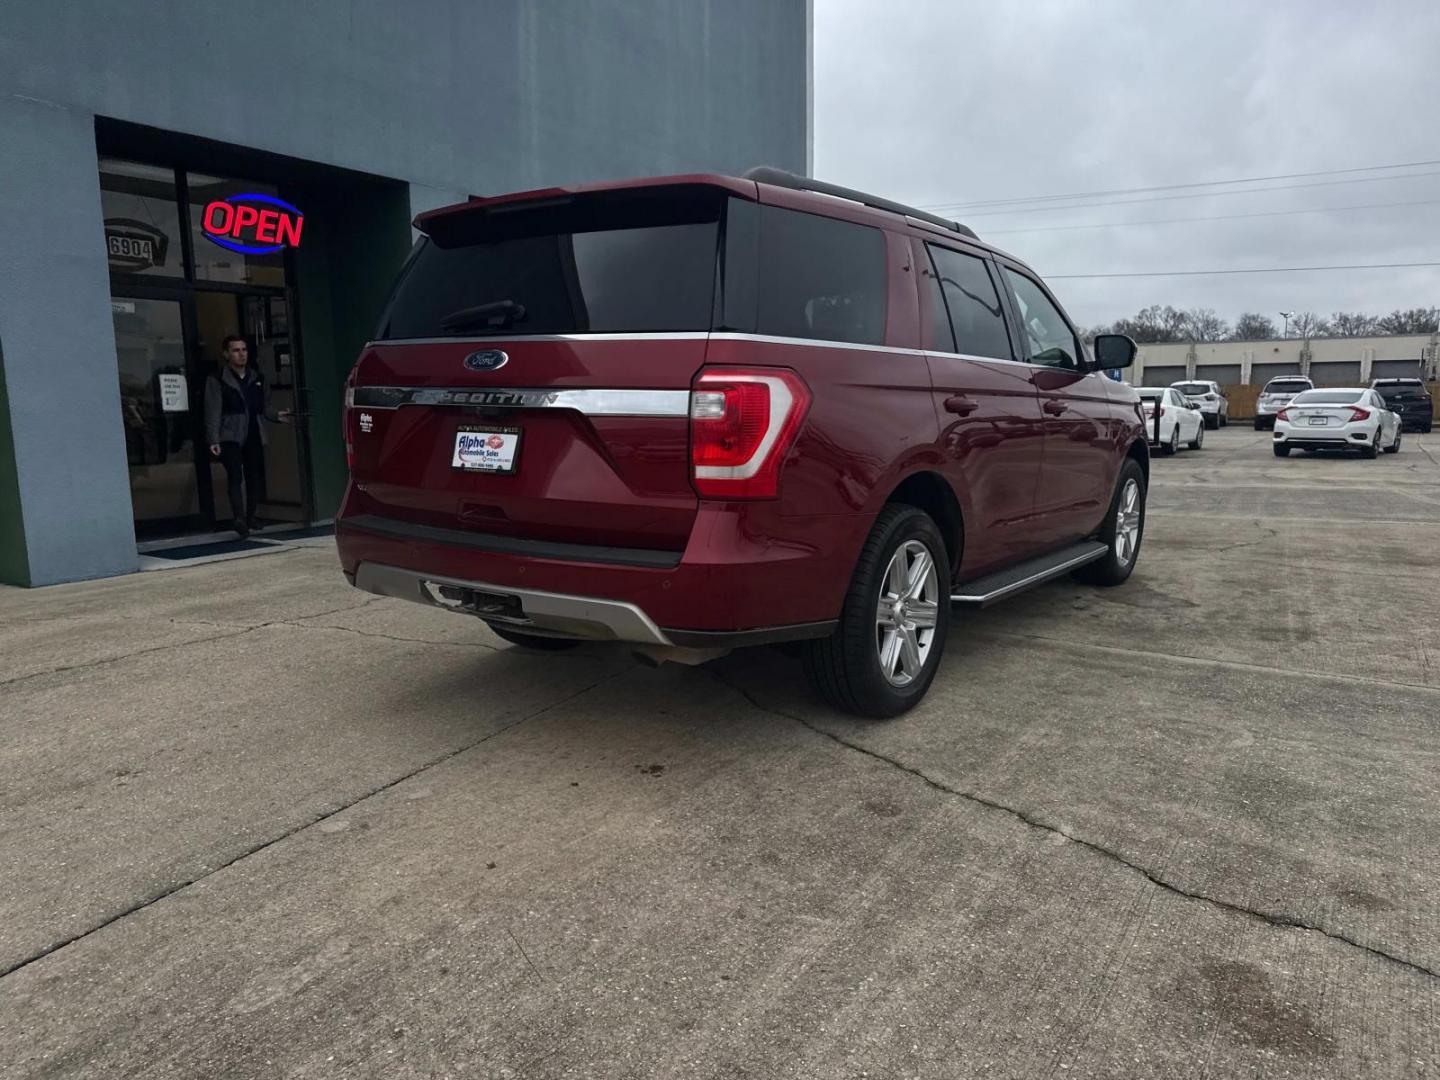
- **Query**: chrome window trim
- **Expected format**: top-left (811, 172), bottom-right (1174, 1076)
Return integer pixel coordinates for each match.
top-left (366, 332), bottom-right (712, 347)
top-left (350, 386), bottom-right (690, 416)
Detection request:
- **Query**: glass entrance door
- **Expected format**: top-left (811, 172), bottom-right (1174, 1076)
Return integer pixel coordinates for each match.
top-left (112, 297), bottom-right (208, 537)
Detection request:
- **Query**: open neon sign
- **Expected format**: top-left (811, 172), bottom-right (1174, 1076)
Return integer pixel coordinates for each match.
top-left (201, 193), bottom-right (305, 255)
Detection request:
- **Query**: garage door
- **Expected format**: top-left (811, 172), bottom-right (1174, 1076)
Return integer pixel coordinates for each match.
top-left (1196, 364), bottom-right (1241, 385)
top-left (1252, 362), bottom-right (1302, 384)
top-left (1312, 362), bottom-right (1361, 385)
top-left (1144, 365), bottom-right (1187, 385)
top-left (1372, 359), bottom-right (1423, 380)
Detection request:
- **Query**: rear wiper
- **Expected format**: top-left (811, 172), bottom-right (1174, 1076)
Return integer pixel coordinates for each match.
top-left (440, 299), bottom-right (528, 333)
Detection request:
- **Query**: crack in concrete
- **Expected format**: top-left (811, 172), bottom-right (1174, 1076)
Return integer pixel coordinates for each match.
top-left (1212, 525), bottom-right (1279, 554)
top-left (710, 672), bottom-right (1440, 985)
top-left (981, 630), bottom-right (1440, 695)
top-left (0, 626), bottom-right (262, 690)
top-left (0, 666), bottom-right (632, 982)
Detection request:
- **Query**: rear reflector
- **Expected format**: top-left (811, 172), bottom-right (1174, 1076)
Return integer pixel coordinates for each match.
top-left (690, 367), bottom-right (811, 499)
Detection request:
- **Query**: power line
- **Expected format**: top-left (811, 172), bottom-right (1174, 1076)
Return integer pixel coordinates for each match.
top-left (919, 158), bottom-right (1440, 212)
top-left (1046, 261), bottom-right (1440, 279)
top-left (985, 198), bottom-right (1440, 236)
top-left (958, 169), bottom-right (1440, 218)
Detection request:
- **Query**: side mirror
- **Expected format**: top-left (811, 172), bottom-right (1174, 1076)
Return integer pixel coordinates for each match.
top-left (1093, 333), bottom-right (1137, 370)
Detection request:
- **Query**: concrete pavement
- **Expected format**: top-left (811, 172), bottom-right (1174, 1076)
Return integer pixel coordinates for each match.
top-left (2, 426), bottom-right (1438, 1078)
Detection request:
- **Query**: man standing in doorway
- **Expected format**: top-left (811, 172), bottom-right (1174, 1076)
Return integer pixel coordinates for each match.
top-left (204, 335), bottom-right (290, 536)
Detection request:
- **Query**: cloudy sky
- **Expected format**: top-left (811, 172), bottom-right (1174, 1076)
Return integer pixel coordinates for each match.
top-left (814, 0), bottom-right (1440, 330)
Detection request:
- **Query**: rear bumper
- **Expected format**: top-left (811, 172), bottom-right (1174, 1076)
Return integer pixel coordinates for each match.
top-left (336, 504), bottom-right (866, 645)
top-left (1273, 426), bottom-right (1375, 449)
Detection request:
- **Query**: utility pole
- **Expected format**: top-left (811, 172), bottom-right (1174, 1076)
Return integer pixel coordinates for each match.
top-left (1280, 311), bottom-right (1294, 338)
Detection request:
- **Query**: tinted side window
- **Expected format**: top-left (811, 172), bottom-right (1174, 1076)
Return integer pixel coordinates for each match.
top-left (1002, 268), bottom-right (1079, 369)
top-left (927, 246), bottom-right (1012, 360)
top-left (757, 206), bottom-right (886, 345)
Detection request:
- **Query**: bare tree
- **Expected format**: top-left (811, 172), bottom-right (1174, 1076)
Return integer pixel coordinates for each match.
top-left (1376, 307), bottom-right (1440, 334)
top-left (1183, 308), bottom-right (1229, 342)
top-left (1328, 311), bottom-right (1380, 337)
top-left (1231, 312), bottom-right (1277, 340)
top-left (1290, 311), bottom-right (1331, 339)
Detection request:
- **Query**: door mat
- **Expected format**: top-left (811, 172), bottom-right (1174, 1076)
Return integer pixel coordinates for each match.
top-left (145, 539), bottom-right (280, 560)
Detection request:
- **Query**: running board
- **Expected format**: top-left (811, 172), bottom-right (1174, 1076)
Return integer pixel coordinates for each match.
top-left (950, 541), bottom-right (1109, 608)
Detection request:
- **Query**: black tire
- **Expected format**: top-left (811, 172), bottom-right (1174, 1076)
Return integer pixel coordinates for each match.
top-left (1188, 423), bottom-right (1204, 450)
top-left (1360, 438), bottom-right (1379, 459)
top-left (1161, 425), bottom-right (1179, 456)
top-left (1253, 417), bottom-right (1264, 430)
top-left (1220, 413), bottom-right (1228, 428)
top-left (1385, 428), bottom-right (1402, 454)
top-left (1273, 444), bottom-right (1290, 457)
top-left (1074, 458), bottom-right (1146, 587)
top-left (804, 504), bottom-right (951, 719)
top-left (486, 624), bottom-right (583, 651)
top-left (1422, 422), bottom-right (1432, 434)
top-left (1205, 414), bottom-right (1219, 430)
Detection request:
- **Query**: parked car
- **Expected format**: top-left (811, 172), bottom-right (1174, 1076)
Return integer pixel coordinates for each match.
top-left (1272, 388), bottom-right (1401, 458)
top-left (1371, 377), bottom-right (1433, 433)
top-left (335, 168), bottom-right (1149, 717)
top-left (1254, 376), bottom-right (1314, 429)
top-left (1136, 386), bottom-right (1205, 454)
top-left (1170, 380), bottom-right (1228, 428)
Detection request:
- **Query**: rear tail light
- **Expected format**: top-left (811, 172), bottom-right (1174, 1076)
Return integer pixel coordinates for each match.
top-left (343, 366), bottom-right (359, 472)
top-left (690, 367), bottom-right (811, 499)
top-left (1276, 408), bottom-right (1291, 422)
top-left (1348, 407), bottom-right (1371, 422)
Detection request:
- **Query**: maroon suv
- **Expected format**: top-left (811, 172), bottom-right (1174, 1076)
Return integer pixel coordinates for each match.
top-left (336, 168), bottom-right (1147, 716)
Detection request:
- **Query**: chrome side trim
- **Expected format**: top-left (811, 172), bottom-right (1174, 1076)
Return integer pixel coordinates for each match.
top-left (353, 562), bottom-right (673, 646)
top-left (351, 386), bottom-right (689, 416)
top-left (367, 332), bottom-right (711, 347)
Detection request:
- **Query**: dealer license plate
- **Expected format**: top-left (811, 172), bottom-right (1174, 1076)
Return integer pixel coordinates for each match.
top-left (452, 424), bottom-right (521, 473)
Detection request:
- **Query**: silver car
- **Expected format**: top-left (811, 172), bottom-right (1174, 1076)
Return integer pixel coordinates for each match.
top-left (1254, 376), bottom-right (1314, 430)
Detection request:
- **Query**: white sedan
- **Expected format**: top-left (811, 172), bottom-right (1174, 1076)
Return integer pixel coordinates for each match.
top-left (1137, 386), bottom-right (1205, 454)
top-left (1273, 388), bottom-right (1402, 458)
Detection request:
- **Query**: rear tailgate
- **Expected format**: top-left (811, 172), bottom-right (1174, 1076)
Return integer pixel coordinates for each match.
top-left (343, 181), bottom-right (740, 555)
top-left (348, 336), bottom-right (703, 551)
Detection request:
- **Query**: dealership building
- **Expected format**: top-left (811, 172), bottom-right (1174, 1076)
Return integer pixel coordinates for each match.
top-left (0, 1), bottom-right (811, 586)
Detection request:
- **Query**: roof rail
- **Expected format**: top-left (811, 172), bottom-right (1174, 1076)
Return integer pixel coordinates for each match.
top-left (744, 166), bottom-right (978, 240)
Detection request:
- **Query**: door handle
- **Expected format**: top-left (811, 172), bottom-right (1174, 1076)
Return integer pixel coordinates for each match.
top-left (1043, 399), bottom-right (1069, 416)
top-left (944, 395), bottom-right (979, 416)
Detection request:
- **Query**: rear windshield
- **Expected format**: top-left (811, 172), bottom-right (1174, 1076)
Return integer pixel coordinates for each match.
top-left (377, 188), bottom-right (723, 339)
top-left (376, 192), bottom-right (890, 347)
top-left (1376, 385), bottom-right (1429, 402)
top-left (1292, 390), bottom-right (1363, 404)
top-left (1263, 382), bottom-right (1310, 394)
top-left (1173, 382), bottom-right (1210, 395)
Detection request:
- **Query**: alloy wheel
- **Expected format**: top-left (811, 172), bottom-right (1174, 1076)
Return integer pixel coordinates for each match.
top-left (1115, 479), bottom-right (1142, 567)
top-left (875, 540), bottom-right (941, 687)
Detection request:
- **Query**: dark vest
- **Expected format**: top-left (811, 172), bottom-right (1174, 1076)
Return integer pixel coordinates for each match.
top-left (217, 369), bottom-right (265, 425)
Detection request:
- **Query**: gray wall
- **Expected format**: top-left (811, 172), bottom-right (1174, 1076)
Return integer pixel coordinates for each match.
top-left (0, 96), bottom-right (138, 584)
top-left (1195, 364), bottom-right (1242, 385)
top-left (0, 0), bottom-right (809, 585)
top-left (0, 0), bottom-right (809, 194)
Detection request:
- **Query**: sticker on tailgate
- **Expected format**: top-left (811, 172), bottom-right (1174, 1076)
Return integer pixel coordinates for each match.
top-left (453, 424), bottom-right (521, 473)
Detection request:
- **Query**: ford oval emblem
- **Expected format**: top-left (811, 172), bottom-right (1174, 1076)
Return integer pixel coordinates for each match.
top-left (464, 349), bottom-right (509, 372)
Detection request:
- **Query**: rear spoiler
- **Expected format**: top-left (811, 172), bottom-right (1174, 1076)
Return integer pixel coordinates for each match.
top-left (413, 174), bottom-right (759, 233)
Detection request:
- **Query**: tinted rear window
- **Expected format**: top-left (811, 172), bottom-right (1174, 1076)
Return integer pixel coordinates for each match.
top-left (1173, 382), bottom-right (1210, 394)
top-left (1264, 382), bottom-right (1310, 394)
top-left (1292, 390), bottom-right (1363, 404)
top-left (756, 206), bottom-right (886, 345)
top-left (378, 189), bottom-right (722, 339)
top-left (1376, 385), bottom-right (1430, 402)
